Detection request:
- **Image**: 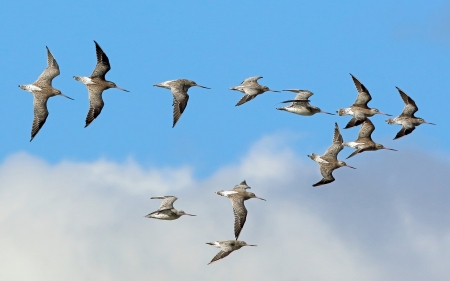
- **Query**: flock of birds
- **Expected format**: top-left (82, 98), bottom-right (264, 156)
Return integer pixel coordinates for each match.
top-left (18, 41), bottom-right (435, 264)
top-left (145, 180), bottom-right (263, 264)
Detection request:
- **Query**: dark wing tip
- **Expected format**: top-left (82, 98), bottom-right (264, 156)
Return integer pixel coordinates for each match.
top-left (312, 178), bottom-right (334, 187)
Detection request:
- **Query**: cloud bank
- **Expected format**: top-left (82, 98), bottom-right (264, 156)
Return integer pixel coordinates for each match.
top-left (0, 135), bottom-right (449, 280)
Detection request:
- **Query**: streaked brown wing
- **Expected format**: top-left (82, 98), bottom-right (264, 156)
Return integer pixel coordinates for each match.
top-left (241, 76), bottom-right (262, 85)
top-left (208, 250), bottom-right (232, 265)
top-left (172, 89), bottom-right (189, 127)
top-left (346, 149), bottom-right (362, 159)
top-left (322, 123), bottom-right (343, 161)
top-left (30, 96), bottom-right (49, 141)
top-left (85, 87), bottom-right (104, 128)
top-left (283, 89), bottom-right (314, 100)
top-left (313, 165), bottom-right (335, 187)
top-left (344, 117), bottom-right (364, 129)
top-left (157, 196), bottom-right (178, 210)
top-left (230, 196), bottom-right (247, 240)
top-left (356, 119), bottom-right (375, 141)
top-left (291, 100), bottom-right (310, 107)
top-left (350, 74), bottom-right (371, 108)
top-left (233, 180), bottom-right (250, 191)
top-left (35, 46), bottom-right (60, 87)
top-left (235, 87), bottom-right (259, 106)
top-left (394, 125), bottom-right (416, 140)
top-left (396, 87), bottom-right (418, 117)
top-left (91, 41), bottom-right (111, 79)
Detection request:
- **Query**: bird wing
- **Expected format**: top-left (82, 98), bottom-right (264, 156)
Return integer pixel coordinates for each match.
top-left (394, 124), bottom-right (416, 140)
top-left (230, 196), bottom-right (247, 240)
top-left (208, 250), bottom-right (232, 265)
top-left (91, 41), bottom-right (111, 79)
top-left (322, 123), bottom-right (343, 162)
top-left (235, 87), bottom-right (260, 106)
top-left (30, 95), bottom-right (49, 141)
top-left (346, 149), bottom-right (363, 159)
top-left (145, 209), bottom-right (173, 219)
top-left (151, 196), bottom-right (178, 210)
top-left (171, 86), bottom-right (189, 127)
top-left (356, 119), bottom-right (375, 141)
top-left (313, 165), bottom-right (335, 187)
top-left (350, 74), bottom-right (371, 108)
top-left (396, 87), bottom-right (418, 117)
top-left (84, 87), bottom-right (105, 128)
top-left (344, 117), bottom-right (364, 129)
top-left (35, 47), bottom-right (60, 87)
top-left (241, 76), bottom-right (263, 85)
top-left (283, 89), bottom-right (314, 100)
top-left (233, 180), bottom-right (250, 191)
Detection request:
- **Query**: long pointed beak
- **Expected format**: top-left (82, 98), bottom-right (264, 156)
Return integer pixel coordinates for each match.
top-left (255, 197), bottom-right (266, 201)
top-left (268, 89), bottom-right (280, 92)
top-left (116, 86), bottom-right (130, 92)
top-left (378, 112), bottom-right (392, 116)
top-left (345, 165), bottom-right (356, 169)
top-left (320, 110), bottom-right (335, 115)
top-left (196, 85), bottom-right (211, 89)
top-left (246, 244), bottom-right (257, 246)
top-left (59, 93), bottom-right (74, 100)
top-left (184, 214), bottom-right (196, 216)
top-left (383, 148), bottom-right (398, 151)
top-left (425, 121), bottom-right (436, 125)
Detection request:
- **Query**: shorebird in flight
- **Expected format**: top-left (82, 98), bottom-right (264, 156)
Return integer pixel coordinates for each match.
top-left (206, 240), bottom-right (256, 265)
top-left (153, 79), bottom-right (210, 127)
top-left (386, 87), bottom-right (435, 139)
top-left (308, 123), bottom-right (356, 187)
top-left (277, 89), bottom-right (334, 116)
top-left (74, 40), bottom-right (129, 128)
top-left (216, 180), bottom-right (265, 240)
top-left (145, 196), bottom-right (195, 220)
top-left (344, 119), bottom-right (397, 158)
top-left (230, 76), bottom-right (279, 106)
top-left (337, 74), bottom-right (391, 129)
top-left (19, 46), bottom-right (73, 141)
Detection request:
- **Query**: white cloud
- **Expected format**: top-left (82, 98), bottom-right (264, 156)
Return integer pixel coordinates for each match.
top-left (0, 137), bottom-right (449, 280)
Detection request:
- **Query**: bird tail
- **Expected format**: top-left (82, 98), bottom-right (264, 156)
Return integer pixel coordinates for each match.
top-left (216, 191), bottom-right (226, 197)
top-left (385, 118), bottom-right (395, 125)
top-left (308, 153), bottom-right (317, 161)
top-left (74, 76), bottom-right (94, 85)
top-left (276, 107), bottom-right (286, 111)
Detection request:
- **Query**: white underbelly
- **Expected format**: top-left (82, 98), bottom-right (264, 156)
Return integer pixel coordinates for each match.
top-left (285, 107), bottom-right (314, 116)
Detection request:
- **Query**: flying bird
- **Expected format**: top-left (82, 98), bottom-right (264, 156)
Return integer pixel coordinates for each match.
top-left (74, 40), bottom-right (129, 128)
top-left (308, 123), bottom-right (356, 187)
top-left (277, 89), bottom-right (334, 116)
top-left (145, 196), bottom-right (195, 220)
top-left (216, 180), bottom-right (265, 240)
top-left (153, 79), bottom-right (210, 127)
top-left (386, 87), bottom-right (435, 139)
top-left (344, 119), bottom-right (397, 159)
top-left (230, 76), bottom-right (279, 106)
top-left (206, 240), bottom-right (256, 265)
top-left (19, 46), bottom-right (73, 141)
top-left (337, 74), bottom-right (391, 129)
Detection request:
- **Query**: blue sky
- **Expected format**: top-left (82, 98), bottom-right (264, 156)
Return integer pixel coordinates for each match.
top-left (1, 0), bottom-right (448, 176)
top-left (1, 1), bottom-right (450, 279)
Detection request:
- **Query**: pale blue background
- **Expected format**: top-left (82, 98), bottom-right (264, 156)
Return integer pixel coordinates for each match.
top-left (1, 1), bottom-right (448, 176)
